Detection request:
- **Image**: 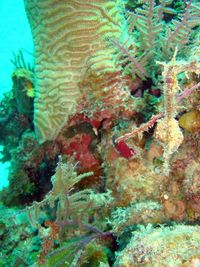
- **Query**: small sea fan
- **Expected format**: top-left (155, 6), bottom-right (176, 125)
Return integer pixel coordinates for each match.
top-left (165, 0), bottom-right (200, 55)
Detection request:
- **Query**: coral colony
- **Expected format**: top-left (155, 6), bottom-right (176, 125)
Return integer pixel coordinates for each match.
top-left (0, 0), bottom-right (200, 266)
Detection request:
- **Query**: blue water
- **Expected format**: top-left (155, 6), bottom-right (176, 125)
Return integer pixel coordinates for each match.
top-left (0, 0), bottom-right (33, 189)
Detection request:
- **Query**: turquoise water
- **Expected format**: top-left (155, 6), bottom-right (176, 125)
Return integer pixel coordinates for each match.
top-left (0, 149), bottom-right (9, 188)
top-left (0, 0), bottom-right (33, 189)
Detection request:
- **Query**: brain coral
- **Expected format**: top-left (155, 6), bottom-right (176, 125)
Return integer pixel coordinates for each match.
top-left (24, 0), bottom-right (128, 143)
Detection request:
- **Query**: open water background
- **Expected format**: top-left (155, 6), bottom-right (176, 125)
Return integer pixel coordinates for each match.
top-left (0, 0), bottom-right (33, 189)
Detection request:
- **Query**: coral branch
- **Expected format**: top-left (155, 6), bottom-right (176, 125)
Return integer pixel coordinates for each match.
top-left (111, 39), bottom-right (147, 78)
top-left (116, 113), bottom-right (163, 143)
top-left (176, 82), bottom-right (200, 102)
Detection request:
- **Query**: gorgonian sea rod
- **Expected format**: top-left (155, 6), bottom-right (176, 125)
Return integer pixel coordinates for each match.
top-left (24, 0), bottom-right (129, 143)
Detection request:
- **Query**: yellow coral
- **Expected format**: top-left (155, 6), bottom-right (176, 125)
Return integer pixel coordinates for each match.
top-left (179, 110), bottom-right (200, 133)
top-left (25, 80), bottom-right (34, 98)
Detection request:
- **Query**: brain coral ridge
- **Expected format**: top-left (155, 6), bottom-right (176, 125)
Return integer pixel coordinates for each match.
top-left (24, 0), bottom-right (129, 143)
